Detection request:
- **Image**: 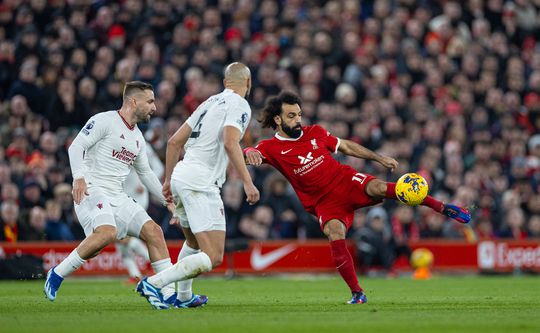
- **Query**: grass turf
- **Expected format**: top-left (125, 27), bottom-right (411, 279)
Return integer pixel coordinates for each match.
top-left (1, 275), bottom-right (539, 333)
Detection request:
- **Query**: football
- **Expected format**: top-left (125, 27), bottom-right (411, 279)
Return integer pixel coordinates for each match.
top-left (410, 248), bottom-right (434, 269)
top-left (395, 173), bottom-right (429, 206)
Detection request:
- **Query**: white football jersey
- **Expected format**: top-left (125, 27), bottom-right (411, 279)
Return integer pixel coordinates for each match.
top-left (70, 111), bottom-right (156, 205)
top-left (124, 141), bottom-right (164, 209)
top-left (172, 89), bottom-right (251, 190)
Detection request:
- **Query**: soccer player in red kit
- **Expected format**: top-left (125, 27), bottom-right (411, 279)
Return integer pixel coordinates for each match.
top-left (244, 91), bottom-right (471, 304)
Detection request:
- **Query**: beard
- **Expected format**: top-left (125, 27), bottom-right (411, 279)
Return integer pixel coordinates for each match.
top-left (134, 107), bottom-right (151, 123)
top-left (282, 122), bottom-right (302, 138)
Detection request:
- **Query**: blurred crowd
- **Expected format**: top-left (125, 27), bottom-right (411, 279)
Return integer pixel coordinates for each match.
top-left (0, 1), bottom-right (540, 251)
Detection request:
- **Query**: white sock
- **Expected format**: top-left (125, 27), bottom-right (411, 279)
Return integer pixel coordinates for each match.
top-left (151, 258), bottom-right (176, 300)
top-left (148, 252), bottom-right (212, 289)
top-left (177, 243), bottom-right (201, 301)
top-left (55, 249), bottom-right (86, 278)
top-left (116, 243), bottom-right (142, 278)
top-left (128, 238), bottom-right (150, 261)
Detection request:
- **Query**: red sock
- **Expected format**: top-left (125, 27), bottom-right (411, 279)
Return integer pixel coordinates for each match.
top-left (385, 182), bottom-right (444, 213)
top-left (330, 239), bottom-right (362, 293)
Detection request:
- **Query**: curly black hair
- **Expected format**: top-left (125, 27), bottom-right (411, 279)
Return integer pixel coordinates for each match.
top-left (258, 91), bottom-right (302, 129)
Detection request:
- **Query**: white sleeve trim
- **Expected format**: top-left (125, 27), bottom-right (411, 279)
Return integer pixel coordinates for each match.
top-left (334, 138), bottom-right (341, 154)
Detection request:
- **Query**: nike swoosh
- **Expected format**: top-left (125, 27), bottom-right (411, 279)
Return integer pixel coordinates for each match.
top-left (250, 244), bottom-right (296, 270)
top-left (281, 149), bottom-right (293, 154)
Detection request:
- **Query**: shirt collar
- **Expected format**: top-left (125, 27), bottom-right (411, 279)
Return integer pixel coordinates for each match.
top-left (275, 130), bottom-right (304, 141)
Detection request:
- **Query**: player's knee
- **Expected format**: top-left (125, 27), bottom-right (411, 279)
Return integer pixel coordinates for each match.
top-left (324, 220), bottom-right (346, 241)
top-left (95, 225), bottom-right (117, 245)
top-left (141, 221), bottom-right (165, 243)
top-left (367, 180), bottom-right (387, 198)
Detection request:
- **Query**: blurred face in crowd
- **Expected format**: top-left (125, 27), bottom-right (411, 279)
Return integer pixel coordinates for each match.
top-left (275, 103), bottom-right (302, 138)
top-left (1, 183), bottom-right (18, 201)
top-left (29, 207), bottom-right (46, 232)
top-left (1, 201), bottom-right (19, 226)
top-left (23, 184), bottom-right (41, 203)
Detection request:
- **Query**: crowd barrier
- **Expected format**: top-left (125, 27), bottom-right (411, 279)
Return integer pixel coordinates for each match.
top-left (1, 239), bottom-right (539, 277)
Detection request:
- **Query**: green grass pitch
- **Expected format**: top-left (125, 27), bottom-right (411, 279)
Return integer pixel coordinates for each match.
top-left (1, 276), bottom-right (539, 333)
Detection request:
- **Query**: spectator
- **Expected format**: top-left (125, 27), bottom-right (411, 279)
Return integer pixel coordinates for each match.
top-left (261, 173), bottom-right (307, 238)
top-left (0, 200), bottom-right (20, 242)
top-left (19, 206), bottom-right (47, 241)
top-left (354, 207), bottom-right (395, 276)
top-left (44, 199), bottom-right (74, 241)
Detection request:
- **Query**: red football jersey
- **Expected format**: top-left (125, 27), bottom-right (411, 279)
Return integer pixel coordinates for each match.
top-left (255, 125), bottom-right (359, 213)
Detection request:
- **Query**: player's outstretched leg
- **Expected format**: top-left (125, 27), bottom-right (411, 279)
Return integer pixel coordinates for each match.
top-left (44, 267), bottom-right (64, 301)
top-left (136, 277), bottom-right (169, 309)
top-left (383, 182), bottom-right (471, 224)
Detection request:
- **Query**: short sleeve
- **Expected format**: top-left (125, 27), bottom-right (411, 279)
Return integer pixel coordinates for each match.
top-left (224, 98), bottom-right (251, 133)
top-left (312, 125), bottom-right (340, 153)
top-left (75, 113), bottom-right (110, 149)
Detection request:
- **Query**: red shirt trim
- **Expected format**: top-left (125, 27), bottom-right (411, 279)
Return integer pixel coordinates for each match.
top-left (117, 111), bottom-right (135, 131)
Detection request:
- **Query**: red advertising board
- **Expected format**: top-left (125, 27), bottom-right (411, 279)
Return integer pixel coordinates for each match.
top-left (1, 239), bottom-right (539, 276)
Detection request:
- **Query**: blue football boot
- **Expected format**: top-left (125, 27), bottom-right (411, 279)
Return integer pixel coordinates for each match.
top-left (174, 294), bottom-right (209, 308)
top-left (442, 204), bottom-right (471, 224)
top-left (136, 278), bottom-right (169, 310)
top-left (347, 291), bottom-right (367, 304)
top-left (44, 267), bottom-right (64, 301)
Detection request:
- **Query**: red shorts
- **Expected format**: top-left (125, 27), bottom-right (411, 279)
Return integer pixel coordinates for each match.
top-left (314, 172), bottom-right (382, 231)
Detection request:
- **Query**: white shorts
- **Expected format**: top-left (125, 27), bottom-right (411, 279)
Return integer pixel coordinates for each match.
top-left (172, 181), bottom-right (226, 234)
top-left (74, 188), bottom-right (152, 240)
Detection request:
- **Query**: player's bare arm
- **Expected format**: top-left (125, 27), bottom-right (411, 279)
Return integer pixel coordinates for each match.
top-left (338, 139), bottom-right (398, 172)
top-left (163, 122), bottom-right (192, 201)
top-left (224, 126), bottom-right (260, 205)
top-left (244, 147), bottom-right (263, 166)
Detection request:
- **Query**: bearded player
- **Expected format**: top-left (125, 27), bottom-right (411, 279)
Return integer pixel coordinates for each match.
top-left (244, 91), bottom-right (470, 304)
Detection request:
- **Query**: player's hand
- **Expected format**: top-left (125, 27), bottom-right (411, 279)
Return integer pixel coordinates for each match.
top-left (377, 155), bottom-right (399, 172)
top-left (72, 178), bottom-right (88, 204)
top-left (165, 202), bottom-right (180, 226)
top-left (245, 149), bottom-right (263, 166)
top-left (162, 180), bottom-right (173, 203)
top-left (244, 182), bottom-right (260, 205)
top-left (169, 216), bottom-right (180, 226)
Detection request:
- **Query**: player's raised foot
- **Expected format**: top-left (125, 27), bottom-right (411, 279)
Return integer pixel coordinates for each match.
top-left (347, 291), bottom-right (367, 304)
top-left (44, 267), bottom-right (64, 301)
top-left (174, 294), bottom-right (209, 308)
top-left (442, 204), bottom-right (471, 224)
top-left (136, 278), bottom-right (169, 310)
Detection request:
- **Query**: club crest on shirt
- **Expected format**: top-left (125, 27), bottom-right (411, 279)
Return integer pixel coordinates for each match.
top-left (311, 139), bottom-right (318, 150)
top-left (237, 112), bottom-right (249, 130)
top-left (82, 120), bottom-right (95, 135)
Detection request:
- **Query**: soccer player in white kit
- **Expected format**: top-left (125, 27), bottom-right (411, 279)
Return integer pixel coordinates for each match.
top-left (137, 62), bottom-right (260, 309)
top-left (44, 81), bottom-right (177, 308)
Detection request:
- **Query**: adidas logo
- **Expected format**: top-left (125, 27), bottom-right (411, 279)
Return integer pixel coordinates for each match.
top-left (120, 134), bottom-right (125, 139)
top-left (298, 152), bottom-right (313, 164)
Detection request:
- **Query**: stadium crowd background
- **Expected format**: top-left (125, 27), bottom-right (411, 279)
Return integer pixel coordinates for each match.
top-left (0, 0), bottom-right (539, 249)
